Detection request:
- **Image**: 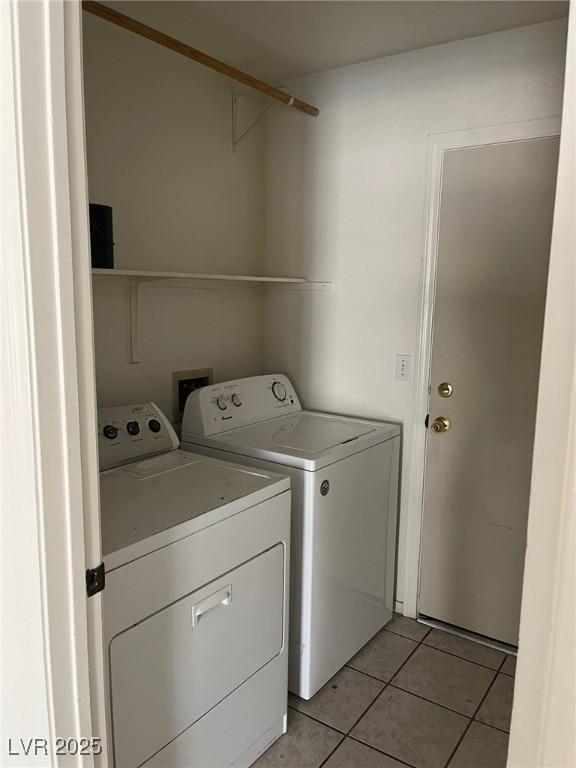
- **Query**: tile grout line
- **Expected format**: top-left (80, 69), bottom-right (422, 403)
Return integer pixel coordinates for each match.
top-left (319, 620), bottom-right (433, 767)
top-left (384, 627), bottom-right (511, 720)
top-left (347, 732), bottom-right (419, 768)
top-left (285, 705), bottom-right (346, 768)
top-left (338, 620), bottom-right (432, 735)
top-left (345, 664), bottom-right (399, 684)
top-left (302, 620), bottom-right (432, 768)
top-left (420, 641), bottom-right (507, 673)
top-left (473, 669), bottom-right (512, 733)
top-left (314, 682), bottom-right (421, 768)
top-left (346, 664), bottom-right (481, 720)
top-left (441, 654), bottom-right (508, 768)
top-left (384, 621), bottom-right (432, 677)
top-left (344, 682), bottom-right (388, 737)
top-left (383, 627), bottom-right (431, 643)
top-left (349, 643), bottom-right (504, 681)
top-left (288, 620), bottom-right (512, 768)
top-left (288, 704), bottom-right (347, 736)
top-left (344, 619), bottom-right (431, 686)
top-left (287, 704), bottom-right (347, 736)
top-left (287, 682), bottom-right (510, 768)
top-left (346, 636), bottom-right (500, 722)
top-left (472, 719), bottom-right (512, 737)
top-left (315, 732), bottom-right (346, 768)
top-left (348, 619), bottom-right (433, 727)
top-left (385, 683), bottom-right (479, 720)
top-left (342, 621), bottom-right (511, 768)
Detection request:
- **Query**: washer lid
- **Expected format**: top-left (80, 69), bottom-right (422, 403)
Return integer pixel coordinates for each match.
top-left (100, 450), bottom-right (288, 561)
top-left (223, 413), bottom-right (374, 453)
top-left (206, 412), bottom-right (399, 470)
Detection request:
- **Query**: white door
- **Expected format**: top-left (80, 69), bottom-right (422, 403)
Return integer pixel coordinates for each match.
top-left (419, 137), bottom-right (559, 646)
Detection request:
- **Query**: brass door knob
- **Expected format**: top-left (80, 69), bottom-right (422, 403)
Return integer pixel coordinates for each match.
top-left (431, 416), bottom-right (450, 433)
top-left (438, 382), bottom-right (453, 398)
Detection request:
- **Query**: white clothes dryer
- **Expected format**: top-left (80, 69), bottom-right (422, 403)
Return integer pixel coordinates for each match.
top-left (181, 375), bottom-right (400, 699)
top-left (98, 402), bottom-right (290, 768)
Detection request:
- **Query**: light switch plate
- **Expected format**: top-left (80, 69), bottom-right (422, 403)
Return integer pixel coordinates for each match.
top-left (395, 354), bottom-right (412, 381)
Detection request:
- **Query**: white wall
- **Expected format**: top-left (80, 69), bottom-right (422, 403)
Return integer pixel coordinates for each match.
top-left (83, 13), bottom-right (266, 415)
top-left (261, 19), bottom-right (568, 604)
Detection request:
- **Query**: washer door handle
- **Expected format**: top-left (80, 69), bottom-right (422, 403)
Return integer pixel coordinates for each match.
top-left (191, 585), bottom-right (232, 627)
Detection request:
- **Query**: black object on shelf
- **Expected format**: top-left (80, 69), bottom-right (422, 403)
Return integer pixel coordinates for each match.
top-left (89, 203), bottom-right (114, 269)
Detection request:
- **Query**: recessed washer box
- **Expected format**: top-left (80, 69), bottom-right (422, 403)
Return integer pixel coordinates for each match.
top-left (172, 367), bottom-right (214, 422)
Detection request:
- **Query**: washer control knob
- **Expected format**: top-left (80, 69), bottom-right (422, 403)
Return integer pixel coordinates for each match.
top-left (216, 396), bottom-right (228, 411)
top-left (231, 393), bottom-right (242, 407)
top-left (126, 420), bottom-right (140, 436)
top-left (148, 418), bottom-right (162, 433)
top-left (103, 424), bottom-right (119, 440)
top-left (272, 382), bottom-right (287, 402)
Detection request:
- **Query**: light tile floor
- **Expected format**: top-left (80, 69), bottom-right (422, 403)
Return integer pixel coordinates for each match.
top-left (255, 616), bottom-right (516, 768)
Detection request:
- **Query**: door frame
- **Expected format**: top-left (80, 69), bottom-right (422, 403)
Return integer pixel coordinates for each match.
top-left (3, 0), bottom-right (107, 761)
top-left (402, 117), bottom-right (562, 620)
top-left (63, 1), bottom-right (109, 758)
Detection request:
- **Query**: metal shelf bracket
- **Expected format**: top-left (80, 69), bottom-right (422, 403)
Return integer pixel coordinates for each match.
top-left (128, 277), bottom-right (170, 363)
top-left (128, 281), bottom-right (143, 364)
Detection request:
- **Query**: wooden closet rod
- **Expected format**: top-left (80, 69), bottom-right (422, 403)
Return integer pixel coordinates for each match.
top-left (82, 1), bottom-right (320, 117)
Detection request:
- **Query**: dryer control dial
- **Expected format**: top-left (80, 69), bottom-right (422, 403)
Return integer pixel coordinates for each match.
top-left (103, 424), bottom-right (119, 440)
top-left (126, 420), bottom-right (140, 436)
top-left (216, 396), bottom-right (228, 411)
top-left (148, 418), bottom-right (162, 433)
top-left (231, 393), bottom-right (242, 407)
top-left (272, 382), bottom-right (287, 402)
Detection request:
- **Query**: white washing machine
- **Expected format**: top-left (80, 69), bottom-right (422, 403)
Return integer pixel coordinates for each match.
top-left (181, 375), bottom-right (400, 700)
top-left (97, 402), bottom-right (291, 768)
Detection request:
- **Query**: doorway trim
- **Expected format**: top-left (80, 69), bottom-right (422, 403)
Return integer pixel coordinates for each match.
top-left (63, 1), bottom-right (109, 757)
top-left (402, 117), bottom-right (562, 619)
top-left (4, 0), bottom-right (107, 759)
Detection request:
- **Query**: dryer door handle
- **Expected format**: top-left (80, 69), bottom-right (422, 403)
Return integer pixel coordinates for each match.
top-left (191, 585), bottom-right (232, 627)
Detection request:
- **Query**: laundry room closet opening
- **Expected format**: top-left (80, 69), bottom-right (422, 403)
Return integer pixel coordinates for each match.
top-left (83, 2), bottom-right (568, 618)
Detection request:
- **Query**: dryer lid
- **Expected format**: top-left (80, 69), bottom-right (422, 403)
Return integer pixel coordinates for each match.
top-left (100, 450), bottom-right (287, 558)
